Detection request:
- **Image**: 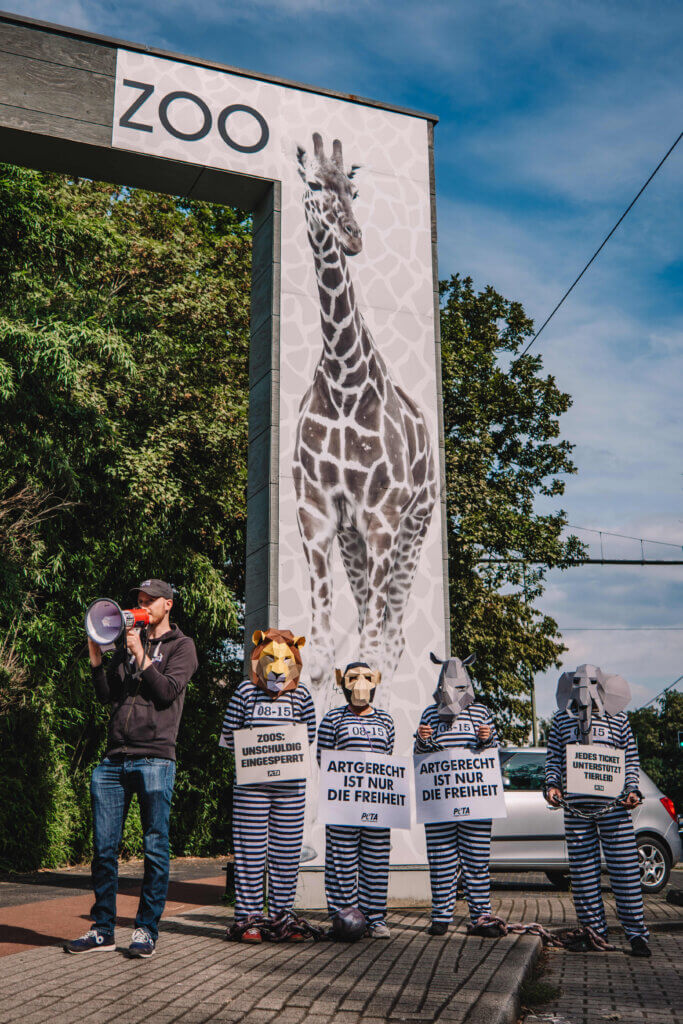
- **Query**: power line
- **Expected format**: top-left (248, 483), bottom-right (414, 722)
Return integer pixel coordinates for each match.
top-left (635, 674), bottom-right (683, 710)
top-left (519, 127), bottom-right (683, 358)
top-left (561, 627), bottom-right (683, 631)
top-left (567, 524), bottom-right (683, 550)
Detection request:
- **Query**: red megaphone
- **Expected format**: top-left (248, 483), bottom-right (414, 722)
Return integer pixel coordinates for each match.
top-left (85, 599), bottom-right (150, 646)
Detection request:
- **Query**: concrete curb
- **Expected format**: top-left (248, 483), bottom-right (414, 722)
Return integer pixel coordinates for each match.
top-left (462, 933), bottom-right (543, 1024)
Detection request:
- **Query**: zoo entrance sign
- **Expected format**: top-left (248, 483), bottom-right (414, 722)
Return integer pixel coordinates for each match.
top-left (0, 15), bottom-right (447, 870)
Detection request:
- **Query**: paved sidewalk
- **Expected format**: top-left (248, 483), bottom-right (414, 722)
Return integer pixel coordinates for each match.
top-left (524, 926), bottom-right (683, 1024)
top-left (0, 869), bottom-right (680, 1024)
top-left (0, 906), bottom-right (539, 1024)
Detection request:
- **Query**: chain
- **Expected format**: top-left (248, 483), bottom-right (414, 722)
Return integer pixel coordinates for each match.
top-left (551, 791), bottom-right (632, 821)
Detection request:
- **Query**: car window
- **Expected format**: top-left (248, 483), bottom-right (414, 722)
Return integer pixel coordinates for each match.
top-left (501, 752), bottom-right (546, 791)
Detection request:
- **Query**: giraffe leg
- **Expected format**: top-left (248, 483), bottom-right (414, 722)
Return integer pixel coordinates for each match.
top-left (357, 514), bottom-right (400, 673)
top-left (337, 527), bottom-right (368, 634)
top-left (382, 508), bottom-right (433, 681)
top-left (296, 502), bottom-right (337, 690)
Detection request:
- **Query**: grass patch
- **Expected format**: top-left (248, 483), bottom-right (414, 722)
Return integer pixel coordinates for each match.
top-left (520, 977), bottom-right (561, 1006)
top-left (520, 950), bottom-right (561, 1010)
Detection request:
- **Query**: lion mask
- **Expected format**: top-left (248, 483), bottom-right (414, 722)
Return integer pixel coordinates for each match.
top-left (251, 628), bottom-right (306, 698)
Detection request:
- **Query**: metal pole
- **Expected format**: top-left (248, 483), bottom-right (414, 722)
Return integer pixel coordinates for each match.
top-left (522, 563), bottom-right (539, 745)
top-left (530, 673), bottom-right (539, 746)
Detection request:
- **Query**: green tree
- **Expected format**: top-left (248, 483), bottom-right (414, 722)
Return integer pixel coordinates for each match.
top-left (629, 691), bottom-right (683, 810)
top-left (0, 166), bottom-right (251, 869)
top-left (440, 274), bottom-right (585, 743)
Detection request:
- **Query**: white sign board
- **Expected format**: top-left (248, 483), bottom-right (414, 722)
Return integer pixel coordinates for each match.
top-left (565, 744), bottom-right (625, 798)
top-left (414, 750), bottom-right (507, 824)
top-left (233, 724), bottom-right (309, 785)
top-left (318, 750), bottom-right (411, 829)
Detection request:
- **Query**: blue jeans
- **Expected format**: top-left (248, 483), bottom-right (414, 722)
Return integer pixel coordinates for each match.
top-left (90, 756), bottom-right (176, 941)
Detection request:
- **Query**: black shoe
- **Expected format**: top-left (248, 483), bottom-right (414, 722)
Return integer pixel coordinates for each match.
top-left (630, 936), bottom-right (652, 958)
top-left (428, 921), bottom-right (448, 936)
top-left (469, 922), bottom-right (505, 938)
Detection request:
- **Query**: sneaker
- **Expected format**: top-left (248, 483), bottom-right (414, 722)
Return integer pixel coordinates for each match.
top-left (369, 922), bottom-right (391, 939)
top-left (63, 929), bottom-right (115, 954)
top-left (630, 936), bottom-right (652, 958)
top-left (242, 927), bottom-right (263, 943)
top-left (428, 921), bottom-right (449, 936)
top-left (127, 927), bottom-right (156, 958)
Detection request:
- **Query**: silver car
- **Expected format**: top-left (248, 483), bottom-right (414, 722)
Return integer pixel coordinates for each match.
top-left (491, 747), bottom-right (681, 893)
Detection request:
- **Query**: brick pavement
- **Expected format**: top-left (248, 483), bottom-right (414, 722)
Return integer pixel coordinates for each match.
top-left (0, 874), bottom-right (680, 1024)
top-left (0, 905), bottom-right (540, 1024)
top-left (524, 928), bottom-right (683, 1024)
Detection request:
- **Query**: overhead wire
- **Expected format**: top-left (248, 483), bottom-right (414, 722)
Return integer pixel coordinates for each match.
top-left (517, 127), bottom-right (683, 359)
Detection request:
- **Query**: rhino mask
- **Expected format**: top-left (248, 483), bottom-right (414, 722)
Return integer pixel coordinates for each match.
top-left (430, 652), bottom-right (476, 719)
top-left (556, 663), bottom-right (631, 744)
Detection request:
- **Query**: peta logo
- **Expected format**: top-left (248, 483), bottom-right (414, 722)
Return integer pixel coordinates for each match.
top-left (361, 812), bottom-right (378, 822)
top-left (118, 80), bottom-right (270, 154)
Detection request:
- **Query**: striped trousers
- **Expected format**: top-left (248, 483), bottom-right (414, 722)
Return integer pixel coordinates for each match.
top-left (324, 825), bottom-right (390, 926)
top-left (232, 782), bottom-right (306, 921)
top-left (565, 805), bottom-right (648, 940)
top-left (425, 820), bottom-right (492, 925)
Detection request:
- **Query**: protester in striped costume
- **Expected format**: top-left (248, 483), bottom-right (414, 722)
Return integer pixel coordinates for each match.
top-left (220, 629), bottom-right (316, 943)
top-left (414, 652), bottom-right (503, 938)
top-left (544, 664), bottom-right (650, 957)
top-left (317, 663), bottom-right (394, 939)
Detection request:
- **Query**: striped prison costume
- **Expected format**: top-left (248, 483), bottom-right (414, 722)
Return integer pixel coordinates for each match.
top-left (414, 702), bottom-right (498, 926)
top-left (317, 705), bottom-right (395, 926)
top-left (545, 710), bottom-right (648, 941)
top-left (220, 681), bottom-right (316, 921)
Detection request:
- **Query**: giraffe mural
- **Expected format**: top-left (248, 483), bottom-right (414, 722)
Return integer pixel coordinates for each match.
top-left (293, 132), bottom-right (438, 691)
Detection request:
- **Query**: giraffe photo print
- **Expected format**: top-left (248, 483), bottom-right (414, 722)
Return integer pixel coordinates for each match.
top-left (112, 50), bottom-right (447, 864)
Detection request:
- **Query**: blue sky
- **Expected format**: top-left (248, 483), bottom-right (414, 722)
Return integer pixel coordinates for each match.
top-left (7, 0), bottom-right (683, 716)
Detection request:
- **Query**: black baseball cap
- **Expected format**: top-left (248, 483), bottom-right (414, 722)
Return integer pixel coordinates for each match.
top-left (129, 579), bottom-right (174, 600)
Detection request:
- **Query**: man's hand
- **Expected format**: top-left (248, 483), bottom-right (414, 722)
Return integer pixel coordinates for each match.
top-left (87, 638), bottom-right (103, 667)
top-left (477, 724), bottom-right (492, 742)
top-left (624, 791), bottom-right (642, 809)
top-left (126, 627), bottom-right (146, 667)
top-left (545, 786), bottom-right (562, 807)
top-left (417, 724), bottom-right (433, 740)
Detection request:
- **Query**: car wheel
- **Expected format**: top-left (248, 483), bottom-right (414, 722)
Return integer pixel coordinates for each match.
top-left (545, 870), bottom-right (571, 890)
top-left (637, 836), bottom-right (671, 893)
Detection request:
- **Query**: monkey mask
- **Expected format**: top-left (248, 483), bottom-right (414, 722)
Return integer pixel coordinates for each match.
top-left (556, 663), bottom-right (631, 744)
top-left (430, 652), bottom-right (476, 719)
top-left (335, 662), bottom-right (381, 708)
top-left (250, 628), bottom-right (305, 699)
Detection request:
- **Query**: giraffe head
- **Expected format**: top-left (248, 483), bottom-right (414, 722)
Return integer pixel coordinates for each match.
top-left (297, 133), bottom-right (362, 256)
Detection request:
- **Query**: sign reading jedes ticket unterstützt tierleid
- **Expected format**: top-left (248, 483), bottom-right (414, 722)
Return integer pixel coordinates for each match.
top-left (414, 750), bottom-right (507, 824)
top-left (229, 725), bottom-right (310, 785)
top-left (318, 750), bottom-right (412, 829)
top-left (565, 744), bottom-right (625, 798)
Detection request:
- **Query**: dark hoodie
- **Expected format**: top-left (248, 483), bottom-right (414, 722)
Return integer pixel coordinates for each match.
top-left (92, 625), bottom-right (198, 760)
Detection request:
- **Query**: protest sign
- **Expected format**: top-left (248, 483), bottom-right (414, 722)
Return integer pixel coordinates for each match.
top-left (231, 724), bottom-right (309, 785)
top-left (318, 750), bottom-right (411, 829)
top-left (414, 750), bottom-right (507, 824)
top-left (565, 744), bottom-right (625, 798)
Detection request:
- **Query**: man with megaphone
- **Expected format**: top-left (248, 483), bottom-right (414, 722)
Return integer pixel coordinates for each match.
top-left (65, 579), bottom-right (198, 959)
